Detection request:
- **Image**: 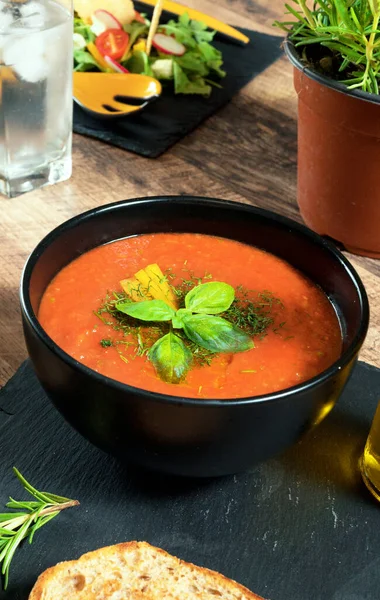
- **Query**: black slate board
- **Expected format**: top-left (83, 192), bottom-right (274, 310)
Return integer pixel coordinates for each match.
top-left (1, 359), bottom-right (380, 600)
top-left (73, 28), bottom-right (282, 157)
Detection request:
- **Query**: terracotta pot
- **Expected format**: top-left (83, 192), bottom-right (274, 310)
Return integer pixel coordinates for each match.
top-left (285, 39), bottom-right (380, 258)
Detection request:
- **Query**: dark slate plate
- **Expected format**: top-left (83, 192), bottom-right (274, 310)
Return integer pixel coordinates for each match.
top-left (73, 27), bottom-right (283, 157)
top-left (1, 359), bottom-right (379, 600)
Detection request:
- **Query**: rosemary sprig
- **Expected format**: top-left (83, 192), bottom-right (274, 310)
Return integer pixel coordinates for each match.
top-left (0, 468), bottom-right (79, 590)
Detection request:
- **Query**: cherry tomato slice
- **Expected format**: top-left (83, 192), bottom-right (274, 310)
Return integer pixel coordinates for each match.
top-left (95, 29), bottom-right (129, 61)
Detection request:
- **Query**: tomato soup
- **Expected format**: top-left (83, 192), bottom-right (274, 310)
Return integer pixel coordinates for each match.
top-left (38, 233), bottom-right (342, 399)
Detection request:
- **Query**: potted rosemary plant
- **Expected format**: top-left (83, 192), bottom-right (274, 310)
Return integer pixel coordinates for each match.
top-left (275, 1), bottom-right (380, 258)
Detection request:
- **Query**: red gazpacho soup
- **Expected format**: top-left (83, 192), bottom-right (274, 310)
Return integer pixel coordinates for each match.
top-left (38, 233), bottom-right (342, 399)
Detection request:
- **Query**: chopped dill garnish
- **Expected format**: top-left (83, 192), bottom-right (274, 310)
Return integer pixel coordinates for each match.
top-left (94, 269), bottom-right (285, 376)
top-left (224, 286), bottom-right (284, 339)
top-left (118, 352), bottom-right (129, 364)
top-left (179, 335), bottom-right (214, 367)
top-left (95, 290), bottom-right (166, 359)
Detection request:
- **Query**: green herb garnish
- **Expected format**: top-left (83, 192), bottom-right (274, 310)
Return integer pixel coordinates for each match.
top-left (100, 338), bottom-right (113, 347)
top-left (182, 313), bottom-right (254, 353)
top-left (118, 299), bottom-right (175, 322)
top-left (96, 273), bottom-right (285, 385)
top-left (185, 281), bottom-right (235, 314)
top-left (149, 331), bottom-right (193, 384)
top-left (225, 288), bottom-right (283, 339)
top-left (274, 0), bottom-right (380, 94)
top-left (116, 281), bottom-right (253, 383)
top-left (0, 468), bottom-right (79, 590)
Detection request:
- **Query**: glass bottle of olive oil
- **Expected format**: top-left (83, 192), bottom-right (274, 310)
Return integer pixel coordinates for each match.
top-left (361, 402), bottom-right (380, 502)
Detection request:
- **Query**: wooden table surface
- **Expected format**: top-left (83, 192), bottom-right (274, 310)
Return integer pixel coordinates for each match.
top-left (0, 0), bottom-right (379, 387)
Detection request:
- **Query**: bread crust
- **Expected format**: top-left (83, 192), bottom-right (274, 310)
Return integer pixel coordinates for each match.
top-left (29, 541), bottom-right (266, 600)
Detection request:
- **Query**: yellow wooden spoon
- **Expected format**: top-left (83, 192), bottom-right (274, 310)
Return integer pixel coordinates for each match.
top-left (73, 72), bottom-right (162, 118)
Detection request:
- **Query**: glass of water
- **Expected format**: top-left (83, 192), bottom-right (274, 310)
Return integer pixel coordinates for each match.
top-left (0, 0), bottom-right (73, 197)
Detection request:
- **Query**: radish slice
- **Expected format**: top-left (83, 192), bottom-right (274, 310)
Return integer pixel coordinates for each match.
top-left (152, 33), bottom-right (185, 56)
top-left (90, 14), bottom-right (107, 36)
top-left (93, 9), bottom-right (122, 30)
top-left (104, 55), bottom-right (129, 73)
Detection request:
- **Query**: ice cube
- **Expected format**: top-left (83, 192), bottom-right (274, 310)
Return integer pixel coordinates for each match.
top-left (0, 12), bottom-right (13, 62)
top-left (3, 34), bottom-right (49, 82)
top-left (19, 1), bottom-right (47, 29)
top-left (20, 1), bottom-right (46, 18)
top-left (0, 10), bottom-right (14, 32)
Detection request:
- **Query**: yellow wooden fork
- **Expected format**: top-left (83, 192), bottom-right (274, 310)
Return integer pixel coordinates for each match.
top-left (73, 72), bottom-right (162, 118)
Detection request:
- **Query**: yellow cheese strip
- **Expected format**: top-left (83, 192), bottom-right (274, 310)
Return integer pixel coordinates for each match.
top-left (134, 265), bottom-right (178, 310)
top-left (139, 0), bottom-right (249, 45)
top-left (120, 277), bottom-right (154, 302)
top-left (143, 264), bottom-right (178, 309)
top-left (120, 264), bottom-right (178, 309)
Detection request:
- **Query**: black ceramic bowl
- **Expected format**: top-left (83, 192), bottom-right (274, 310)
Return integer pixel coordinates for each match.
top-left (20, 197), bottom-right (369, 477)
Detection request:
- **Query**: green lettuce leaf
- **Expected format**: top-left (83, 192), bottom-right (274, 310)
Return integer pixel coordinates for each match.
top-left (73, 49), bottom-right (99, 72)
top-left (74, 18), bottom-right (95, 43)
top-left (126, 51), bottom-right (154, 76)
top-left (198, 42), bottom-right (226, 77)
top-left (72, 12), bottom-right (225, 95)
top-left (175, 51), bottom-right (209, 76)
top-left (173, 62), bottom-right (212, 96)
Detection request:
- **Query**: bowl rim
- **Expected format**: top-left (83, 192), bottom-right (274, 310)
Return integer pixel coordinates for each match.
top-left (20, 195), bottom-right (370, 407)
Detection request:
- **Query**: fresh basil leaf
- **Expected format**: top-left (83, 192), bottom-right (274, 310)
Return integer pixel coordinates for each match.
top-left (148, 332), bottom-right (192, 383)
top-left (185, 281), bottom-right (235, 314)
top-left (172, 316), bottom-right (183, 329)
top-left (183, 314), bottom-right (254, 353)
top-left (172, 308), bottom-right (192, 329)
top-left (116, 300), bottom-right (175, 322)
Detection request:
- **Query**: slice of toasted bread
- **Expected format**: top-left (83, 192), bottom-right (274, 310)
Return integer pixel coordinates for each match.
top-left (29, 541), bottom-right (266, 599)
